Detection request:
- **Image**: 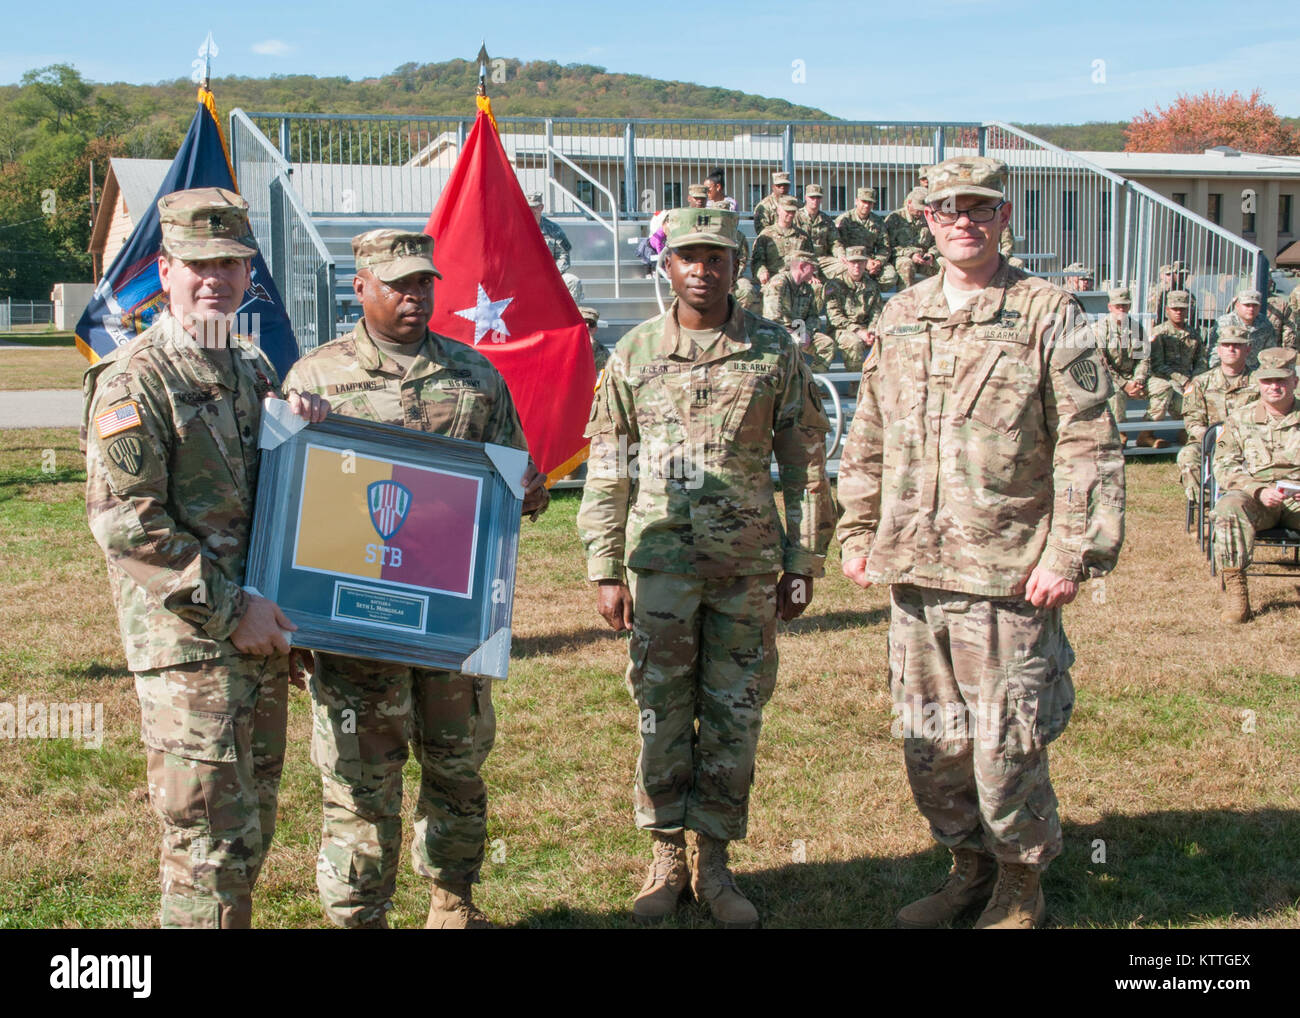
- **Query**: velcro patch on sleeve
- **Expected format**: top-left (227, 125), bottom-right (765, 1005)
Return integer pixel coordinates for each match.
top-left (95, 400), bottom-right (142, 439)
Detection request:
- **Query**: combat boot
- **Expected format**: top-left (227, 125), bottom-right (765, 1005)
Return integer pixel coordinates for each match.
top-left (1220, 568), bottom-right (1252, 623)
top-left (974, 862), bottom-right (1046, 929)
top-left (690, 833), bottom-right (759, 929)
top-left (1135, 431), bottom-right (1158, 448)
top-left (425, 881), bottom-right (493, 929)
top-left (631, 831), bottom-right (690, 924)
top-left (895, 848), bottom-right (996, 929)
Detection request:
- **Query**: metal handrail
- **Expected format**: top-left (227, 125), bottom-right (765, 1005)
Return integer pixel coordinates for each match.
top-left (230, 108), bottom-right (291, 176)
top-left (547, 146), bottom-right (621, 298)
top-left (812, 373), bottom-right (845, 458)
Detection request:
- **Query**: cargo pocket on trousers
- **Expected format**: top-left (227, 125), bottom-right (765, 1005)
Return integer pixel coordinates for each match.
top-left (1004, 669), bottom-right (1075, 764)
top-left (140, 703), bottom-right (239, 833)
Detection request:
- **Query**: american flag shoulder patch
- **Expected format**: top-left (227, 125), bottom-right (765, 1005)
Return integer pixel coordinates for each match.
top-left (95, 401), bottom-right (142, 439)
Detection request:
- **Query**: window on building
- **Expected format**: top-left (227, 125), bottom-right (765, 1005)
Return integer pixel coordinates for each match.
top-left (618, 179), bottom-right (627, 214)
top-left (830, 185), bottom-right (847, 212)
top-left (1100, 190), bottom-right (1111, 233)
top-left (576, 180), bottom-right (595, 210)
top-left (1062, 190), bottom-right (1077, 231)
top-left (663, 182), bottom-right (682, 209)
top-left (1172, 192), bottom-right (1188, 207)
top-left (1207, 193), bottom-right (1222, 225)
top-left (1280, 194), bottom-right (1293, 235)
top-left (1023, 189), bottom-right (1040, 245)
top-left (1243, 211), bottom-right (1256, 235)
top-left (876, 186), bottom-right (888, 212)
top-left (750, 184), bottom-right (765, 208)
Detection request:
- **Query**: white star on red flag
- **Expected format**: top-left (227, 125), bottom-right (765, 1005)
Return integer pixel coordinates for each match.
top-left (454, 284), bottom-right (514, 345)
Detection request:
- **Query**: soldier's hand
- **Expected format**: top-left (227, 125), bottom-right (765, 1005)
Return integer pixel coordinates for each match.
top-left (286, 390), bottom-right (331, 423)
top-left (776, 573), bottom-right (814, 620)
top-left (232, 593), bottom-right (297, 656)
top-left (866, 258), bottom-right (882, 273)
top-left (1124, 380), bottom-right (1145, 398)
top-left (1260, 487), bottom-right (1286, 509)
top-left (841, 556), bottom-right (872, 590)
top-left (757, 268), bottom-right (770, 285)
top-left (1023, 566), bottom-right (1078, 610)
top-left (597, 580), bottom-right (633, 631)
top-left (288, 647), bottom-right (314, 690)
top-left (521, 464), bottom-right (549, 519)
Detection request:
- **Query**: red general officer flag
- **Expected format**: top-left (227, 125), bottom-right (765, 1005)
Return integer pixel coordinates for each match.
top-left (425, 109), bottom-right (595, 480)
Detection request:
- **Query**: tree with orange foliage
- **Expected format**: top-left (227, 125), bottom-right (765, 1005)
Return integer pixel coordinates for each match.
top-left (1125, 89), bottom-right (1299, 154)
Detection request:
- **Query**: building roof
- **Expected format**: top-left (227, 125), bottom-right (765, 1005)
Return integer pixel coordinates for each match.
top-left (1080, 149), bottom-right (1300, 179)
top-left (88, 158), bottom-right (171, 256)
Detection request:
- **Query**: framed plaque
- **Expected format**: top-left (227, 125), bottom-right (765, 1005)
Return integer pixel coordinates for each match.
top-left (244, 400), bottom-right (526, 679)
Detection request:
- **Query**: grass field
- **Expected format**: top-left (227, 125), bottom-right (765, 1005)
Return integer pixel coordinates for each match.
top-left (1, 427), bottom-right (1297, 929)
top-left (0, 333), bottom-right (86, 391)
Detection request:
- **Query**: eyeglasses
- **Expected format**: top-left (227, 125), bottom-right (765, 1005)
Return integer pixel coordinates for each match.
top-left (927, 201), bottom-right (1006, 226)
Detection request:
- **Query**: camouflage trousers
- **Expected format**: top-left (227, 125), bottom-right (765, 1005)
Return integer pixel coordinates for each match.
top-left (1211, 491), bottom-right (1300, 571)
top-left (734, 278), bottom-right (760, 314)
top-left (894, 255), bottom-right (937, 289)
top-left (834, 330), bottom-right (872, 373)
top-left (869, 262), bottom-right (900, 292)
top-left (1177, 440), bottom-right (1206, 500)
top-left (563, 272), bottom-right (584, 304)
top-left (309, 652), bottom-right (495, 928)
top-left (888, 585), bottom-right (1076, 869)
top-left (625, 569), bottom-right (779, 841)
top-left (1144, 376), bottom-right (1185, 421)
top-left (135, 654), bottom-right (289, 928)
top-left (801, 331), bottom-right (838, 375)
top-left (1108, 386), bottom-right (1133, 436)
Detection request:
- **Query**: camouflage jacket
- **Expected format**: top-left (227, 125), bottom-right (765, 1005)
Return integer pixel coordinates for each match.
top-left (1182, 366), bottom-right (1257, 445)
top-left (282, 319), bottom-right (527, 450)
top-left (1214, 399), bottom-right (1300, 498)
top-left (1208, 311), bottom-right (1282, 371)
top-left (540, 217), bottom-right (572, 273)
top-left (1092, 314), bottom-right (1149, 384)
top-left (751, 224), bottom-right (813, 279)
top-left (1266, 294), bottom-right (1294, 340)
top-left (577, 297), bottom-right (835, 582)
top-left (762, 270), bottom-right (827, 332)
top-left (823, 275), bottom-right (883, 336)
top-left (883, 209), bottom-right (936, 262)
top-left (591, 332), bottom-right (610, 373)
top-left (834, 209), bottom-right (891, 262)
top-left (83, 312), bottom-right (279, 671)
top-left (1147, 285), bottom-right (1197, 324)
top-left (836, 261), bottom-right (1125, 594)
top-left (753, 193), bottom-right (782, 235)
top-left (1149, 322), bottom-right (1206, 387)
top-left (795, 208), bottom-right (837, 258)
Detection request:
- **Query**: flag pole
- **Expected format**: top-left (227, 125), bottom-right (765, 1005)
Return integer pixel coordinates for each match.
top-left (474, 42), bottom-right (498, 132)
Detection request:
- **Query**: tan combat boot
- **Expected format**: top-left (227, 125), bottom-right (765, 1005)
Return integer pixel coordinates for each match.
top-left (690, 833), bottom-right (759, 929)
top-left (632, 831), bottom-right (690, 924)
top-left (425, 881), bottom-right (493, 929)
top-left (895, 848), bottom-right (996, 929)
top-left (974, 862), bottom-right (1046, 929)
top-left (1220, 568), bottom-right (1252, 623)
top-left (1135, 431), bottom-right (1157, 448)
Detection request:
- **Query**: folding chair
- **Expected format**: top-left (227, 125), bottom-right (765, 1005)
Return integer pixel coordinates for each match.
top-left (1206, 426), bottom-right (1300, 576)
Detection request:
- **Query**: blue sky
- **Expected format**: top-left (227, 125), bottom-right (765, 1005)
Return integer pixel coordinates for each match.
top-left (6, 0), bottom-right (1300, 124)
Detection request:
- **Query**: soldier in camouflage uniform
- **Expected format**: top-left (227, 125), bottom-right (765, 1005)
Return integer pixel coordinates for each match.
top-left (837, 157), bottom-right (1125, 931)
top-left (835, 187), bottom-right (897, 290)
top-left (83, 188), bottom-right (329, 928)
top-left (752, 170), bottom-right (792, 235)
top-left (884, 188), bottom-right (938, 288)
top-left (1144, 289), bottom-right (1206, 444)
top-left (580, 305), bottom-right (609, 372)
top-left (1148, 261), bottom-right (1196, 324)
top-left (529, 192), bottom-right (583, 304)
top-left (282, 231), bottom-right (547, 930)
top-left (1211, 348), bottom-right (1300, 622)
top-left (1062, 263), bottom-right (1094, 292)
top-left (1092, 287), bottom-right (1148, 437)
top-left (578, 207), bottom-right (834, 928)
top-left (1209, 288), bottom-right (1288, 371)
top-left (763, 251), bottom-right (836, 373)
top-left (823, 246), bottom-right (884, 372)
top-left (1178, 327), bottom-right (1257, 501)
top-left (750, 196), bottom-right (813, 287)
top-left (795, 183), bottom-right (837, 269)
top-left (1266, 281), bottom-right (1294, 344)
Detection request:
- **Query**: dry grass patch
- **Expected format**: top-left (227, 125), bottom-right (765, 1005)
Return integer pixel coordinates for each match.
top-left (0, 342), bottom-right (87, 391)
top-left (1, 430), bottom-right (1297, 928)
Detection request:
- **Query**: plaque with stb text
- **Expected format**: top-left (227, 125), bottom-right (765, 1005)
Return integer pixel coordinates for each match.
top-left (244, 400), bottom-right (525, 679)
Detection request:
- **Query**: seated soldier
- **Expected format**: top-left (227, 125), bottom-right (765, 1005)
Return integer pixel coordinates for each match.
top-left (763, 250), bottom-right (835, 373)
top-left (580, 305), bottom-right (608, 373)
top-left (1210, 288), bottom-right (1282, 372)
top-left (1142, 289), bottom-right (1205, 448)
top-left (1179, 326), bottom-right (1258, 502)
top-left (884, 188), bottom-right (937, 288)
top-left (834, 187), bottom-right (896, 290)
top-left (1211, 348), bottom-right (1300, 623)
top-left (529, 192), bottom-right (583, 303)
top-left (823, 246), bottom-right (883, 372)
top-left (1062, 263), bottom-right (1094, 292)
top-left (751, 196), bottom-right (813, 288)
top-left (1093, 286), bottom-right (1148, 440)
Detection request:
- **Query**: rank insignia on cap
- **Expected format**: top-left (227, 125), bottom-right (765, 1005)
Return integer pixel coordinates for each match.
top-left (107, 435), bottom-right (144, 476)
top-left (1068, 359), bottom-right (1099, 393)
top-left (95, 401), bottom-right (142, 439)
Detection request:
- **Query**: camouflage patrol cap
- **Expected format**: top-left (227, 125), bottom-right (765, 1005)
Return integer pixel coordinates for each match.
top-left (906, 187), bottom-right (929, 208)
top-left (1170, 260), bottom-right (1189, 275)
top-left (924, 156), bottom-right (1007, 205)
top-left (578, 305), bottom-right (600, 325)
top-left (351, 229), bottom-right (442, 282)
top-left (806, 184), bottom-right (824, 198)
top-left (1158, 264), bottom-right (1172, 275)
top-left (1235, 287), bottom-right (1262, 305)
top-left (1256, 346), bottom-right (1297, 380)
top-left (778, 195), bottom-right (800, 211)
top-left (856, 187), bottom-right (877, 202)
top-left (787, 248), bottom-right (817, 267)
top-left (842, 246), bottom-right (871, 262)
top-left (527, 192), bottom-right (544, 208)
top-left (1108, 287), bottom-right (1132, 305)
top-left (662, 206), bottom-right (739, 250)
top-left (1064, 262), bottom-right (1092, 276)
top-left (687, 183), bottom-right (709, 199)
top-left (1167, 289), bottom-right (1190, 308)
top-left (157, 187), bottom-right (256, 259)
top-left (1216, 324), bottom-right (1251, 346)
top-left (772, 171), bottom-right (791, 185)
